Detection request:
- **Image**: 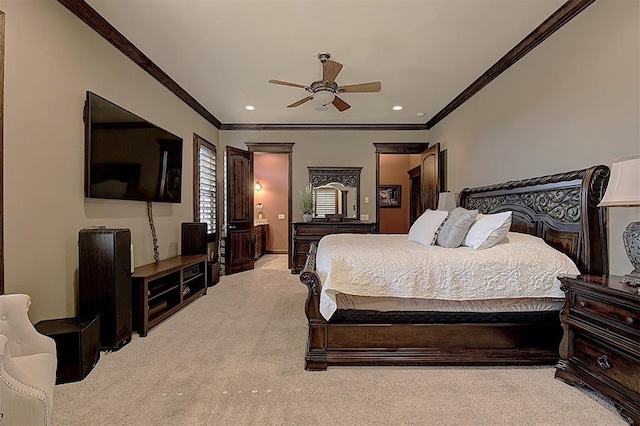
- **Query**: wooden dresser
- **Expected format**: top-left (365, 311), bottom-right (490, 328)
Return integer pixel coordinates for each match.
top-left (555, 274), bottom-right (639, 425)
top-left (290, 221), bottom-right (377, 273)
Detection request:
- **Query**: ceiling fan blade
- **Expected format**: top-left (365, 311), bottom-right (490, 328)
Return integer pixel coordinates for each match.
top-left (268, 79), bottom-right (307, 89)
top-left (287, 96), bottom-right (313, 108)
top-left (332, 96), bottom-right (351, 112)
top-left (323, 60), bottom-right (343, 84)
top-left (337, 81), bottom-right (382, 93)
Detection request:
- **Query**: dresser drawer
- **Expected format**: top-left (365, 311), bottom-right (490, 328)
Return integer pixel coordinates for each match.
top-left (573, 333), bottom-right (640, 394)
top-left (339, 225), bottom-right (375, 233)
top-left (293, 222), bottom-right (376, 237)
top-left (295, 239), bottom-right (315, 255)
top-left (573, 292), bottom-right (640, 332)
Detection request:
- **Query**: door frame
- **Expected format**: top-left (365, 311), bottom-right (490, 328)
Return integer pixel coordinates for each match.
top-left (374, 143), bottom-right (430, 230)
top-left (244, 143), bottom-right (294, 265)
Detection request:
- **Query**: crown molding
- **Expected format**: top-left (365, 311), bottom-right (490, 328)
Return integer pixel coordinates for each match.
top-left (220, 123), bottom-right (428, 131)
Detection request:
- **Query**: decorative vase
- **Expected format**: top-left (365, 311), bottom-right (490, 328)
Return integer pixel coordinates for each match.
top-left (622, 221), bottom-right (640, 286)
top-left (302, 213), bottom-right (313, 223)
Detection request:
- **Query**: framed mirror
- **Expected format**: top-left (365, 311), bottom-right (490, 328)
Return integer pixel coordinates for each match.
top-left (308, 167), bottom-right (361, 220)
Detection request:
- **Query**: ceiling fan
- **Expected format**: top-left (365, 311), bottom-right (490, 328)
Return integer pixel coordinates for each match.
top-left (268, 52), bottom-right (382, 112)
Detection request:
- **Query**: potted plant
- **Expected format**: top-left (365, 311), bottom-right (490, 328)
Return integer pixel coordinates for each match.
top-left (299, 184), bottom-right (314, 222)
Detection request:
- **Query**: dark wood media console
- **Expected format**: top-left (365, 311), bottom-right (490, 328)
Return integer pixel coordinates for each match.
top-left (132, 255), bottom-right (207, 336)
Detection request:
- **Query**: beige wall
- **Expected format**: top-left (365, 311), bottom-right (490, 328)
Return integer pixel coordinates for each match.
top-left (428, 0), bottom-right (640, 276)
top-left (2, 1), bottom-right (219, 321)
top-left (221, 130), bottom-right (429, 223)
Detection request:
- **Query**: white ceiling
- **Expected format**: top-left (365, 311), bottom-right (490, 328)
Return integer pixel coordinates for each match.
top-left (85, 0), bottom-right (566, 125)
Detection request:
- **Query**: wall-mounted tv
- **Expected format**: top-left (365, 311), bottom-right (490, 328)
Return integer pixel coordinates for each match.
top-left (84, 91), bottom-right (183, 203)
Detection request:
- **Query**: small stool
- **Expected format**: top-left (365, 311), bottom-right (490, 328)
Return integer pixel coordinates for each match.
top-left (35, 315), bottom-right (100, 384)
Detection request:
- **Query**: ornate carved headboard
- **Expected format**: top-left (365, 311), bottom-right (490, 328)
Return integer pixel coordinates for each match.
top-left (458, 165), bottom-right (610, 276)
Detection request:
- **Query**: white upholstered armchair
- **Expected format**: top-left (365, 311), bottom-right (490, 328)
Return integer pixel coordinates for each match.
top-left (0, 294), bottom-right (57, 425)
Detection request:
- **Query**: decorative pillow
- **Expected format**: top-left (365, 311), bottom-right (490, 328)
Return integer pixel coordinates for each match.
top-left (464, 211), bottom-right (512, 249)
top-left (407, 209), bottom-right (449, 246)
top-left (436, 207), bottom-right (478, 248)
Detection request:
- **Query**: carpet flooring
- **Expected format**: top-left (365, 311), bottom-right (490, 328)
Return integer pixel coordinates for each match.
top-left (52, 255), bottom-right (625, 425)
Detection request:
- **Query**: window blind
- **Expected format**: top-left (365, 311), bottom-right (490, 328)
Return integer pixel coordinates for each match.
top-left (315, 188), bottom-right (338, 217)
top-left (198, 144), bottom-right (217, 234)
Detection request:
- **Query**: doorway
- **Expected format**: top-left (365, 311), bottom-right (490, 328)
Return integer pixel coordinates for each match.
top-left (378, 153), bottom-right (420, 233)
top-left (246, 143), bottom-right (293, 262)
top-left (374, 143), bottom-right (443, 234)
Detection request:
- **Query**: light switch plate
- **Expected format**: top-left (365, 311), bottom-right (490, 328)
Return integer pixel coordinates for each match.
top-left (361, 214), bottom-right (369, 221)
top-left (364, 196), bottom-right (369, 204)
top-left (278, 214), bottom-right (285, 219)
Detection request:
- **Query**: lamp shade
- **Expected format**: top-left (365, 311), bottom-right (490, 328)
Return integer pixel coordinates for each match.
top-left (437, 192), bottom-right (457, 212)
top-left (598, 154), bottom-right (640, 207)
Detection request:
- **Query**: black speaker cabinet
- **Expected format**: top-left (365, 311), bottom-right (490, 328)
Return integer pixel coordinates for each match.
top-left (181, 222), bottom-right (208, 255)
top-left (35, 315), bottom-right (100, 384)
top-left (210, 261), bottom-right (220, 286)
top-left (78, 227), bottom-right (132, 351)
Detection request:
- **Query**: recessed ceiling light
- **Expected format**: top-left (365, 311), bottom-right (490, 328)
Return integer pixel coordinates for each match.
top-left (392, 106), bottom-right (403, 111)
top-left (417, 112), bottom-right (425, 117)
top-left (245, 105), bottom-right (255, 111)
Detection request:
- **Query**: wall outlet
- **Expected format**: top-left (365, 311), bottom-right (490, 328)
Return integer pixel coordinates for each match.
top-left (364, 196), bottom-right (369, 204)
top-left (278, 214), bottom-right (285, 220)
top-left (361, 214), bottom-right (369, 221)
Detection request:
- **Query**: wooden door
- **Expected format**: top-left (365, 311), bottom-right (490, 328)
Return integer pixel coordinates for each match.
top-left (408, 165), bottom-right (421, 226)
top-left (420, 143), bottom-right (440, 212)
top-left (224, 146), bottom-right (254, 275)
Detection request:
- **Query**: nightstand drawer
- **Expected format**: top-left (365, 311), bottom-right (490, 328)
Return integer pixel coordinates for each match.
top-left (574, 292), bottom-right (639, 332)
top-left (573, 334), bottom-right (640, 394)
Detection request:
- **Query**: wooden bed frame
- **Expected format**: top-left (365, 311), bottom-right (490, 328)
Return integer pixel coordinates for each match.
top-left (299, 165), bottom-right (610, 370)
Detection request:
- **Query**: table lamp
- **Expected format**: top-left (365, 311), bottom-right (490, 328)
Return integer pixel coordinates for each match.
top-left (437, 192), bottom-right (457, 212)
top-left (597, 154), bottom-right (640, 286)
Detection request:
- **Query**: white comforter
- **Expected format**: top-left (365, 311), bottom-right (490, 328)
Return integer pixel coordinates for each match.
top-left (317, 232), bottom-right (580, 320)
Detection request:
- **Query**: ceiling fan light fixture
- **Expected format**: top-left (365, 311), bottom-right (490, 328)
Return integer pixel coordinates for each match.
top-left (268, 53), bottom-right (380, 112)
top-left (313, 89), bottom-right (335, 106)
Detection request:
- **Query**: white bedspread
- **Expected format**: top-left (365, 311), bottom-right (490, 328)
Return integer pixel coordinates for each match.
top-left (317, 232), bottom-right (580, 320)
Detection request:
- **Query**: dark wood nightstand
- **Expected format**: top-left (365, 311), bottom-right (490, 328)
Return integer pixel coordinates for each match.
top-left (555, 274), bottom-right (640, 425)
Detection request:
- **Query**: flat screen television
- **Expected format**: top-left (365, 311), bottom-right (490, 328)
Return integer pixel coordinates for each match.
top-left (84, 91), bottom-right (183, 203)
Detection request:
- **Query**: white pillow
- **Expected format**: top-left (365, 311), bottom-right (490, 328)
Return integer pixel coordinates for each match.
top-left (407, 209), bottom-right (449, 246)
top-left (463, 211), bottom-right (512, 249)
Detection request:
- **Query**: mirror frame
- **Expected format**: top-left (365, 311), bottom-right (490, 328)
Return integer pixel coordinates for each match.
top-left (308, 166), bottom-right (362, 220)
